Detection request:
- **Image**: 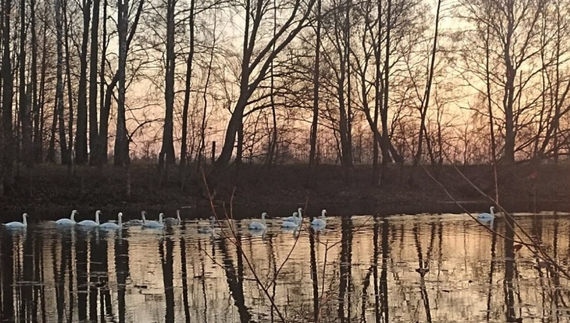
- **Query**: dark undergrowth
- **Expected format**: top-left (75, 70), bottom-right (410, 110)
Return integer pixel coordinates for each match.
top-left (1, 162), bottom-right (569, 217)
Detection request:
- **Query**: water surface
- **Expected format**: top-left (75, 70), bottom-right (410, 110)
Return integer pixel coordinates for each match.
top-left (1, 212), bottom-right (570, 322)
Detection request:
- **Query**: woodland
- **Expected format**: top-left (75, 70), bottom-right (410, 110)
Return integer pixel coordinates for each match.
top-left (1, 0), bottom-right (570, 208)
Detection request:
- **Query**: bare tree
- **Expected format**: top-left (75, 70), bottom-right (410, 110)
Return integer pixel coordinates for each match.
top-left (98, 0), bottom-right (108, 164)
top-left (19, 0), bottom-right (32, 167)
top-left (75, 0), bottom-right (92, 164)
top-left (114, 0), bottom-right (130, 166)
top-left (211, 0), bottom-right (317, 173)
top-left (89, 0), bottom-right (101, 165)
top-left (56, 0), bottom-right (70, 165)
top-left (1, 0), bottom-right (14, 191)
top-left (180, 0), bottom-right (195, 167)
top-left (63, 0), bottom-right (74, 165)
top-left (412, 0), bottom-right (441, 169)
top-left (99, 0), bottom-right (143, 165)
top-left (459, 0), bottom-right (547, 164)
top-left (30, 0), bottom-right (42, 163)
top-left (308, 0), bottom-right (321, 169)
top-left (158, 0), bottom-right (177, 167)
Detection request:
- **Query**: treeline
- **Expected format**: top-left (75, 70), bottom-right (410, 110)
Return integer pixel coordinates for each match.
top-left (0, 0), bottom-right (569, 192)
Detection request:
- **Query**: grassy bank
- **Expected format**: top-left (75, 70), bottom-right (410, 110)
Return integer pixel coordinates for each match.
top-left (1, 162), bottom-right (568, 217)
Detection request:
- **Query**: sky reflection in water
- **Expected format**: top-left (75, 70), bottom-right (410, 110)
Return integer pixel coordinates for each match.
top-left (1, 213), bottom-right (570, 322)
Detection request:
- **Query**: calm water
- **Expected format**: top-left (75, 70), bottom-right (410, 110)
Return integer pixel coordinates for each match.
top-left (1, 212), bottom-right (570, 322)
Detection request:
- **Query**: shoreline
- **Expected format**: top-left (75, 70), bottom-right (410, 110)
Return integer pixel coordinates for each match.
top-left (1, 163), bottom-right (569, 220)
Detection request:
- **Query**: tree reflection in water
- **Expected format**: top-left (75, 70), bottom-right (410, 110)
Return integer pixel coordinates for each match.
top-left (0, 213), bottom-right (569, 322)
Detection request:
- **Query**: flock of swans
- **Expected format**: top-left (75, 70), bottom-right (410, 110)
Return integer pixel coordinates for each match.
top-left (2, 209), bottom-right (182, 230)
top-left (2, 206), bottom-right (495, 231)
top-left (247, 208), bottom-right (328, 231)
top-left (1, 207), bottom-right (329, 233)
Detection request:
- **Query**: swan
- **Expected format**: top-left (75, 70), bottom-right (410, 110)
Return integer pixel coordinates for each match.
top-left (282, 212), bottom-right (300, 229)
top-left (198, 216), bottom-right (216, 234)
top-left (477, 206), bottom-right (495, 223)
top-left (164, 210), bottom-right (182, 226)
top-left (125, 211), bottom-right (145, 226)
top-left (311, 209), bottom-right (327, 228)
top-left (142, 212), bottom-right (165, 229)
top-left (77, 210), bottom-right (101, 227)
top-left (100, 212), bottom-right (123, 230)
top-left (283, 208), bottom-right (303, 223)
top-left (3, 213), bottom-right (28, 229)
top-left (55, 210), bottom-right (77, 225)
top-left (249, 212), bottom-right (267, 231)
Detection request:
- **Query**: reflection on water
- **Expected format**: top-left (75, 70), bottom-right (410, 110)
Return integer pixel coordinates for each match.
top-left (1, 213), bottom-right (570, 322)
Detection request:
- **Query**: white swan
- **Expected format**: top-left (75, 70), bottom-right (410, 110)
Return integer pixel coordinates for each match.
top-left (55, 210), bottom-right (77, 225)
top-left (77, 210), bottom-right (101, 227)
top-left (477, 206), bottom-right (495, 223)
top-left (311, 209), bottom-right (327, 228)
top-left (198, 216), bottom-right (216, 234)
top-left (282, 212), bottom-right (300, 229)
top-left (164, 210), bottom-right (182, 226)
top-left (249, 212), bottom-right (267, 231)
top-left (3, 213), bottom-right (28, 229)
top-left (142, 212), bottom-right (164, 229)
top-left (283, 207), bottom-right (303, 223)
top-left (100, 212), bottom-right (123, 230)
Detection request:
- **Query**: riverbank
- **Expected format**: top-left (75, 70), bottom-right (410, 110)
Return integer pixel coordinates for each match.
top-left (1, 162), bottom-right (569, 219)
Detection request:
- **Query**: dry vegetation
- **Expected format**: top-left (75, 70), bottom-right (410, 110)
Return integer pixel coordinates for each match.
top-left (2, 162), bottom-right (569, 216)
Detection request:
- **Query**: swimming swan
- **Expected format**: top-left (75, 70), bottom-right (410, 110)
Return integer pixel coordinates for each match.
top-left (249, 212), bottom-right (267, 230)
top-left (311, 209), bottom-right (327, 228)
top-left (477, 206), bottom-right (495, 223)
top-left (100, 212), bottom-right (123, 230)
top-left (282, 212), bottom-right (300, 228)
top-left (55, 210), bottom-right (77, 225)
top-left (125, 211), bottom-right (145, 226)
top-left (164, 210), bottom-right (182, 226)
top-left (77, 210), bottom-right (101, 227)
top-left (283, 212), bottom-right (298, 223)
top-left (3, 213), bottom-right (28, 229)
top-left (143, 212), bottom-right (165, 229)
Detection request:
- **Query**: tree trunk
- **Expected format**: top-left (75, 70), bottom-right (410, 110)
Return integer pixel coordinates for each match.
top-left (159, 0), bottom-right (176, 167)
top-left (197, 20), bottom-right (215, 171)
top-left (1, 0), bottom-right (14, 190)
top-left (485, 23), bottom-right (499, 203)
top-left (75, 0), bottom-right (92, 165)
top-left (56, 0), bottom-right (69, 165)
top-left (180, 0), bottom-right (195, 167)
top-left (344, 0), bottom-right (353, 184)
top-left (309, 0), bottom-right (321, 169)
top-left (336, 0), bottom-right (353, 185)
top-left (98, 0), bottom-right (108, 164)
top-left (89, 0), bottom-right (101, 165)
top-left (64, 0), bottom-right (74, 165)
top-left (502, 1), bottom-right (516, 165)
top-left (31, 0), bottom-right (41, 163)
top-left (380, 0), bottom-right (392, 183)
top-left (371, 0), bottom-right (381, 186)
top-left (267, 0), bottom-right (278, 168)
top-left (411, 0), bottom-right (441, 179)
top-left (0, 0), bottom-right (3, 190)
top-left (36, 16), bottom-right (49, 163)
top-left (19, 0), bottom-right (32, 168)
top-left (114, 0), bottom-right (129, 166)
top-left (46, 100), bottom-right (58, 163)
top-left (104, 0), bottom-right (143, 166)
